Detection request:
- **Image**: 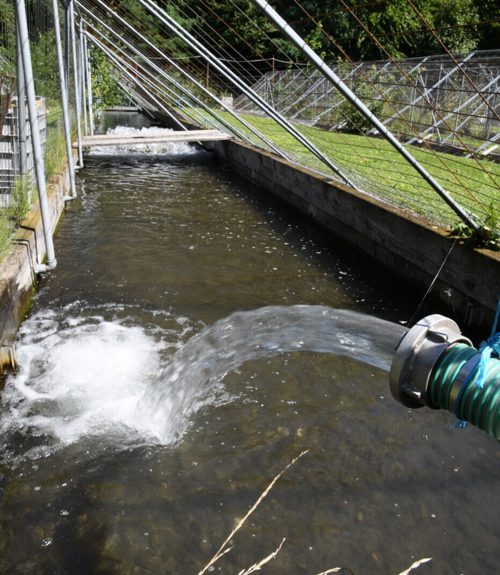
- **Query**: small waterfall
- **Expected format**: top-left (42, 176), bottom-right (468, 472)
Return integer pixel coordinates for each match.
top-left (88, 125), bottom-right (200, 156)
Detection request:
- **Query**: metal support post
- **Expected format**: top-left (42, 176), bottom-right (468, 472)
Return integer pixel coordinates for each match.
top-left (79, 20), bottom-right (89, 136)
top-left (52, 0), bottom-right (77, 201)
top-left (252, 0), bottom-right (481, 232)
top-left (15, 0), bottom-right (57, 271)
top-left (69, 0), bottom-right (84, 167)
top-left (84, 35), bottom-right (95, 135)
top-left (139, 0), bottom-right (358, 190)
top-left (15, 22), bottom-right (27, 176)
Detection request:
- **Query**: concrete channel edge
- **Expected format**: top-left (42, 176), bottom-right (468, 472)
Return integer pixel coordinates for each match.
top-left (0, 168), bottom-right (69, 371)
top-left (210, 139), bottom-right (499, 335)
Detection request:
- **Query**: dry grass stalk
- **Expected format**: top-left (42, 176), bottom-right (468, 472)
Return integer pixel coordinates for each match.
top-left (197, 450), bottom-right (309, 575)
top-left (398, 557), bottom-right (433, 575)
top-left (237, 537), bottom-right (286, 575)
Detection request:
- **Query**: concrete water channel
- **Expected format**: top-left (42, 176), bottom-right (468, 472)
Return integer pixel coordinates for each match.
top-left (0, 112), bottom-right (498, 575)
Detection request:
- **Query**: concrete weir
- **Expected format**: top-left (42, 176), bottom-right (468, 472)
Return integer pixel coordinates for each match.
top-left (209, 139), bottom-right (499, 333)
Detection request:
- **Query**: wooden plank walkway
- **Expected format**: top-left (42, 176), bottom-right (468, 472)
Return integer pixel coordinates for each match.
top-left (76, 129), bottom-right (232, 148)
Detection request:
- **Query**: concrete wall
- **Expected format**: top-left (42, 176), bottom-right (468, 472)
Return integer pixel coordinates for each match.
top-left (0, 169), bottom-right (69, 369)
top-left (211, 140), bottom-right (499, 334)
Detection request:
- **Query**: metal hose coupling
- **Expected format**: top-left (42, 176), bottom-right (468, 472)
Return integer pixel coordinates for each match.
top-left (390, 314), bottom-right (500, 440)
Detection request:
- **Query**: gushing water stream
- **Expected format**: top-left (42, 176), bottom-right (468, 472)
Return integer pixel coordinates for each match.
top-left (137, 305), bottom-right (406, 443)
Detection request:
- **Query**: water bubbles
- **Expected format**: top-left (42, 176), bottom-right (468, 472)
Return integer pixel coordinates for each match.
top-left (41, 537), bottom-right (52, 547)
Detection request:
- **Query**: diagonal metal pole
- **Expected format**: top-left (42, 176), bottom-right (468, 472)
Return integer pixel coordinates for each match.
top-left (139, 0), bottom-right (359, 190)
top-left (85, 30), bottom-right (191, 131)
top-left (78, 0), bottom-right (288, 160)
top-left (252, 0), bottom-right (481, 231)
top-left (15, 0), bottom-right (57, 271)
top-left (52, 0), bottom-right (77, 200)
top-left (79, 6), bottom-right (240, 137)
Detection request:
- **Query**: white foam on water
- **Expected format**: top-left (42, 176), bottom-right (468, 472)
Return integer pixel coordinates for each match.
top-left (88, 125), bottom-right (199, 156)
top-left (0, 305), bottom-right (406, 460)
top-left (0, 312), bottom-right (168, 452)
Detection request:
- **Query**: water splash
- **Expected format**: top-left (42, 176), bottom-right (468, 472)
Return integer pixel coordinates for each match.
top-left (0, 305), bottom-right (406, 458)
top-left (88, 125), bottom-right (199, 156)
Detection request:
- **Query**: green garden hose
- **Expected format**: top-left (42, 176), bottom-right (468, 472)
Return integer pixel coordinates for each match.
top-left (429, 342), bottom-right (500, 440)
top-left (390, 314), bottom-right (500, 441)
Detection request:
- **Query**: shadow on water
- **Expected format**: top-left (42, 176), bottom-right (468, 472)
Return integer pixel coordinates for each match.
top-left (0, 115), bottom-right (498, 575)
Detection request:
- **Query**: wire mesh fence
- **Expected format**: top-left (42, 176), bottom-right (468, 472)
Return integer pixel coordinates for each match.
top-left (233, 51), bottom-right (500, 159)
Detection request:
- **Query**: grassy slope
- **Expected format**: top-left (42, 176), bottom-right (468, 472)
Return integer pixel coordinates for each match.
top-left (209, 109), bottom-right (499, 233)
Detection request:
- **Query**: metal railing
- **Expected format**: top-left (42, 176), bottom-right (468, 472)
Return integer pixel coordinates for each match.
top-left (0, 96), bottom-right (47, 204)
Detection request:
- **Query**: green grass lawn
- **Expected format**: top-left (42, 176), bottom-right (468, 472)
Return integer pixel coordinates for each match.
top-left (198, 108), bottom-right (499, 239)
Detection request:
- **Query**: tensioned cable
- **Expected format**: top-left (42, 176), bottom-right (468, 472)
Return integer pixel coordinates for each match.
top-left (81, 0), bottom-right (496, 227)
top-left (103, 0), bottom-right (239, 97)
top-left (79, 11), bottom-right (242, 136)
top-left (77, 0), bottom-right (290, 158)
top-left (197, 0), bottom-right (491, 217)
top-left (245, 0), bottom-right (496, 226)
top-left (140, 0), bottom-right (363, 189)
top-left (287, 0), bottom-right (492, 165)
top-left (199, 0), bottom-right (484, 216)
top-left (175, 0), bottom-right (278, 81)
top-left (79, 6), bottom-right (223, 127)
top-left (174, 0), bottom-right (427, 193)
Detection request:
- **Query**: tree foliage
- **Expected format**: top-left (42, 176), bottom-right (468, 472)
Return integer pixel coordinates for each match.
top-left (199, 0), bottom-right (490, 64)
top-left (89, 46), bottom-right (125, 108)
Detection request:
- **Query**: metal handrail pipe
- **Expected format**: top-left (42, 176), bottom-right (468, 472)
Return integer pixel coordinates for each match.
top-left (138, 0), bottom-right (358, 189)
top-left (252, 0), bottom-right (481, 232)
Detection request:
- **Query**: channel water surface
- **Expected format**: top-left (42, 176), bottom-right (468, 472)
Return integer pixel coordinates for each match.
top-left (0, 116), bottom-right (498, 575)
